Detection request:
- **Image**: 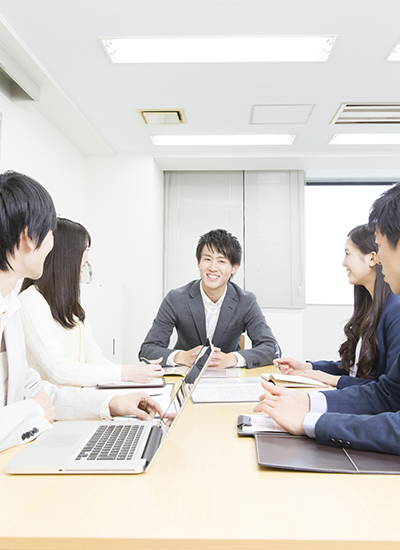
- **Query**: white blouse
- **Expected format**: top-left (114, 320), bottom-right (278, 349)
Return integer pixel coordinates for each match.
top-left (19, 286), bottom-right (121, 387)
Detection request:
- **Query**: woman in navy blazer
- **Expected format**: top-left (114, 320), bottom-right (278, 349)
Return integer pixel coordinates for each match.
top-left (277, 224), bottom-right (400, 388)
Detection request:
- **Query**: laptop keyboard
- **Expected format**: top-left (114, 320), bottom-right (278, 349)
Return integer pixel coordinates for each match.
top-left (75, 424), bottom-right (145, 461)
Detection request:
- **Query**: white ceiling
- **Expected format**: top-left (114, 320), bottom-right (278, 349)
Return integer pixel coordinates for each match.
top-left (0, 0), bottom-right (400, 170)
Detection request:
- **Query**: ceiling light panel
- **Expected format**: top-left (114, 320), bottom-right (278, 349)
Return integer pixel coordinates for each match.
top-left (251, 104), bottom-right (314, 124)
top-left (101, 36), bottom-right (336, 63)
top-left (330, 134), bottom-right (400, 145)
top-left (332, 103), bottom-right (400, 124)
top-left (150, 135), bottom-right (296, 146)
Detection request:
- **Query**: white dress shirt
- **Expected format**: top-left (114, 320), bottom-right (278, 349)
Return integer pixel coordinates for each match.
top-left (0, 291), bottom-right (43, 415)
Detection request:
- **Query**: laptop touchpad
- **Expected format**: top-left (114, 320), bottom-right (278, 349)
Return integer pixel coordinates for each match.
top-left (40, 434), bottom-right (82, 447)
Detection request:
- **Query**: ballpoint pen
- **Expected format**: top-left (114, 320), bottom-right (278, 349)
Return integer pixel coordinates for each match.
top-left (274, 343), bottom-right (281, 370)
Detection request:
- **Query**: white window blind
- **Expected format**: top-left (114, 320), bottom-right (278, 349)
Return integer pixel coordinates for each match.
top-left (164, 171), bottom-right (244, 294)
top-left (244, 171), bottom-right (305, 308)
top-left (164, 170), bottom-right (305, 308)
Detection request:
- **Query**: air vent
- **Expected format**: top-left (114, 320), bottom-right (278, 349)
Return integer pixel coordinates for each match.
top-left (331, 103), bottom-right (400, 124)
top-left (138, 109), bottom-right (187, 125)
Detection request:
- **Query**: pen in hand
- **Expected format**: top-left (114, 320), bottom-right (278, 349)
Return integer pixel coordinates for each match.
top-left (274, 344), bottom-right (281, 370)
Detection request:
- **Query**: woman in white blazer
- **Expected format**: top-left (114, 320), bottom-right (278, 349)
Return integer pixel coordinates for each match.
top-left (19, 218), bottom-right (164, 388)
top-left (0, 171), bottom-right (165, 453)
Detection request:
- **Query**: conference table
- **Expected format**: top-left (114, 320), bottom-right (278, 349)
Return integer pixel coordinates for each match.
top-left (0, 367), bottom-right (400, 550)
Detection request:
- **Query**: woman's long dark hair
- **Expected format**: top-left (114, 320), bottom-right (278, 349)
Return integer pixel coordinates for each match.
top-left (20, 217), bottom-right (91, 329)
top-left (339, 224), bottom-right (391, 377)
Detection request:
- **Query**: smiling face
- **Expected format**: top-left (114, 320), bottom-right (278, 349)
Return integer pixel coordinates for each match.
top-left (375, 227), bottom-right (400, 295)
top-left (197, 245), bottom-right (239, 302)
top-left (342, 237), bottom-right (377, 293)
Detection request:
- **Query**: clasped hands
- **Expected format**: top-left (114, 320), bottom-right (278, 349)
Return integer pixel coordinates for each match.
top-left (175, 345), bottom-right (237, 368)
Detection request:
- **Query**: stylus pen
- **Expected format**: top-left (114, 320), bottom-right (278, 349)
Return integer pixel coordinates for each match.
top-left (274, 343), bottom-right (281, 370)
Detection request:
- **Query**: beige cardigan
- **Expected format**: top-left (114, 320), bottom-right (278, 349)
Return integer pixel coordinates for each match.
top-left (19, 286), bottom-right (121, 387)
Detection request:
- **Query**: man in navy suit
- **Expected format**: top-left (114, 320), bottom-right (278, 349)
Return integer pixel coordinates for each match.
top-left (140, 229), bottom-right (279, 369)
top-left (255, 183), bottom-right (400, 455)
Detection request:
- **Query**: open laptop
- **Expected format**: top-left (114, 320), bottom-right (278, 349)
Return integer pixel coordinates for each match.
top-left (6, 339), bottom-right (213, 475)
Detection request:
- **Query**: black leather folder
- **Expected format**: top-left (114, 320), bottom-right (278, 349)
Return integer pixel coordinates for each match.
top-left (255, 433), bottom-right (400, 474)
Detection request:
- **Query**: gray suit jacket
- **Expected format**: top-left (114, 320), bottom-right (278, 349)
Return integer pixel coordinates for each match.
top-left (139, 280), bottom-right (279, 368)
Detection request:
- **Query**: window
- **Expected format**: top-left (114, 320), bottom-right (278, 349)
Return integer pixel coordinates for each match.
top-left (305, 183), bottom-right (393, 304)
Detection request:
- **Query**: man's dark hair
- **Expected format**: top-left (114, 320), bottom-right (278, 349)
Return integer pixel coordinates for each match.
top-left (21, 218), bottom-right (91, 329)
top-left (0, 171), bottom-right (57, 271)
top-left (195, 229), bottom-right (242, 266)
top-left (369, 183), bottom-right (400, 248)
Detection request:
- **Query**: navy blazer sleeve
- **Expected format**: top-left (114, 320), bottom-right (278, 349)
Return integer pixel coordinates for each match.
top-left (311, 292), bottom-right (400, 389)
top-left (314, 354), bottom-right (400, 454)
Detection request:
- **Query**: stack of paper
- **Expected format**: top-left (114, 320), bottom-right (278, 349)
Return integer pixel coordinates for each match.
top-left (192, 377), bottom-right (263, 403)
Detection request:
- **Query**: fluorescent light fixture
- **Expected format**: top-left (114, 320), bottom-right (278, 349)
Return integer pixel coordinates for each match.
top-left (101, 36), bottom-right (336, 63)
top-left (388, 40), bottom-right (400, 61)
top-left (330, 134), bottom-right (400, 145)
top-left (150, 135), bottom-right (296, 146)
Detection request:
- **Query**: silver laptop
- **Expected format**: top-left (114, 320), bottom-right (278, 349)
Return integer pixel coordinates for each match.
top-left (6, 339), bottom-right (213, 475)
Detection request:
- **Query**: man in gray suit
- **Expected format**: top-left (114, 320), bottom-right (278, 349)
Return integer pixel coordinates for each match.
top-left (140, 229), bottom-right (279, 369)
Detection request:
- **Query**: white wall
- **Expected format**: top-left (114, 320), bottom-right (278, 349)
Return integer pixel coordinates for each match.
top-left (0, 86), bottom-right (390, 366)
top-left (84, 154), bottom-right (164, 363)
top-left (258, 305), bottom-right (352, 364)
top-left (0, 92), bottom-right (86, 220)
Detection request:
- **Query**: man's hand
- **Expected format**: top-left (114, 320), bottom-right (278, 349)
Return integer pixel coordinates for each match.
top-left (108, 391), bottom-right (174, 422)
top-left (174, 346), bottom-right (203, 366)
top-left (253, 381), bottom-right (311, 436)
top-left (31, 392), bottom-right (55, 423)
top-left (122, 359), bottom-right (164, 383)
top-left (274, 356), bottom-right (312, 374)
top-left (208, 348), bottom-right (238, 368)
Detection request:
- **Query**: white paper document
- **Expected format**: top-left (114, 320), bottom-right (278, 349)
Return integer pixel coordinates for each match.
top-left (82, 383), bottom-right (174, 412)
top-left (192, 377), bottom-right (263, 403)
top-left (239, 415), bottom-right (287, 434)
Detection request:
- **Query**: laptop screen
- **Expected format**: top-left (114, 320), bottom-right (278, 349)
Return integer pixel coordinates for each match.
top-left (160, 338), bottom-right (213, 422)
